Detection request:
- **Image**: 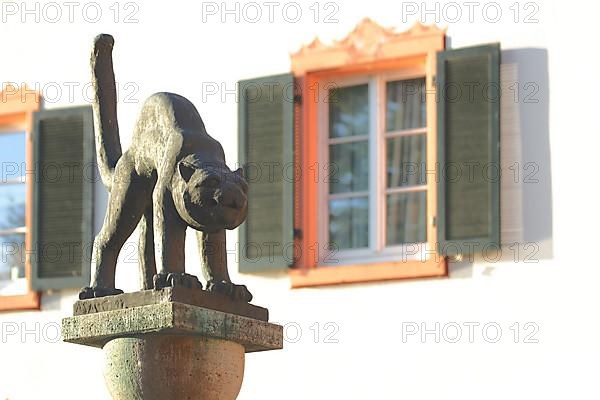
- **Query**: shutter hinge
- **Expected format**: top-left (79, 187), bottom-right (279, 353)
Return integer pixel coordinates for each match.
top-left (448, 254), bottom-right (463, 262)
top-left (432, 76), bottom-right (437, 86)
top-left (293, 94), bottom-right (302, 104)
top-left (431, 216), bottom-right (437, 227)
top-left (289, 229), bottom-right (303, 268)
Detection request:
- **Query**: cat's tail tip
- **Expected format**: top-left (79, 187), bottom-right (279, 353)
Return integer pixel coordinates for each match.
top-left (93, 34), bottom-right (114, 53)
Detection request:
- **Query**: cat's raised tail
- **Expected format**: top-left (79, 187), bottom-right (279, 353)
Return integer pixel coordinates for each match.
top-left (91, 34), bottom-right (122, 191)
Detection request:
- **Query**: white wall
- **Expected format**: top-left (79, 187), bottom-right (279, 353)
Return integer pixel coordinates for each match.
top-left (2, 0), bottom-right (599, 399)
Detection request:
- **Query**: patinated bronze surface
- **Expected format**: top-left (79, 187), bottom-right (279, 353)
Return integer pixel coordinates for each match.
top-left (79, 34), bottom-right (252, 302)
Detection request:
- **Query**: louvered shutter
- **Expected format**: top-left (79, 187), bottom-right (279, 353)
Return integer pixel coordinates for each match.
top-left (437, 44), bottom-right (501, 256)
top-left (238, 74), bottom-right (294, 272)
top-left (32, 106), bottom-right (94, 290)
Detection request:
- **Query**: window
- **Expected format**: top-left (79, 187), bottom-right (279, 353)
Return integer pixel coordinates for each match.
top-left (320, 75), bottom-right (429, 265)
top-left (0, 85), bottom-right (40, 310)
top-left (384, 78), bottom-right (427, 246)
top-left (237, 20), bottom-right (500, 287)
top-left (1, 86), bottom-right (94, 311)
top-left (326, 82), bottom-right (370, 252)
top-left (0, 131), bottom-right (27, 295)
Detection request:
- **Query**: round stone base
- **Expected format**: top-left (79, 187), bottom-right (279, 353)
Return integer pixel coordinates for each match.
top-left (103, 334), bottom-right (245, 400)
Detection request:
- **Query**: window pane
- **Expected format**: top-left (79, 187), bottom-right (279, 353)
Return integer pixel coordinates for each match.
top-left (329, 141), bottom-right (369, 194)
top-left (386, 191), bottom-right (427, 245)
top-left (0, 184), bottom-right (26, 230)
top-left (329, 84), bottom-right (369, 138)
top-left (386, 78), bottom-right (426, 131)
top-left (386, 134), bottom-right (426, 188)
top-left (0, 233), bottom-right (26, 295)
top-left (0, 132), bottom-right (26, 172)
top-left (329, 197), bottom-right (369, 250)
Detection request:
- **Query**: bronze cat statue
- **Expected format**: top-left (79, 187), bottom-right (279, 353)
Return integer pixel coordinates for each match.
top-left (79, 34), bottom-right (252, 302)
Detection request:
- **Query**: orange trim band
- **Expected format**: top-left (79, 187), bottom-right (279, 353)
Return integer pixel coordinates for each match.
top-left (291, 20), bottom-right (446, 286)
top-left (0, 85), bottom-right (42, 311)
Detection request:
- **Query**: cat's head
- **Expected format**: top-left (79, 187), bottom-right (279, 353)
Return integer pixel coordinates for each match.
top-left (173, 158), bottom-right (248, 232)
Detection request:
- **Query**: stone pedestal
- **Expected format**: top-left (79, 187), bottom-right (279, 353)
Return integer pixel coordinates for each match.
top-left (62, 287), bottom-right (283, 400)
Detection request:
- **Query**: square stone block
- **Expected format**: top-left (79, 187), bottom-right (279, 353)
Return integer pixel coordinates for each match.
top-left (63, 290), bottom-right (283, 353)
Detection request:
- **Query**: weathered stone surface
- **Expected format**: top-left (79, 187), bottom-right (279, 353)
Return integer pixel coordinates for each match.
top-left (104, 335), bottom-right (245, 400)
top-left (73, 286), bottom-right (269, 321)
top-left (62, 301), bottom-right (283, 353)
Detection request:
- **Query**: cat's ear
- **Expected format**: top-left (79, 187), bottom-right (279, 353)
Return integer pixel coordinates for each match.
top-left (178, 162), bottom-right (196, 183)
top-left (233, 167), bottom-right (244, 178)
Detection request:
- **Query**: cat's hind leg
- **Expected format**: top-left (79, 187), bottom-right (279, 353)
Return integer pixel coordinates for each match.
top-left (138, 206), bottom-right (156, 290)
top-left (80, 152), bottom-right (149, 299)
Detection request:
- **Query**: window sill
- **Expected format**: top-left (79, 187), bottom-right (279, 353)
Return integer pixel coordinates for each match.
top-left (290, 257), bottom-right (447, 288)
top-left (0, 292), bottom-right (41, 312)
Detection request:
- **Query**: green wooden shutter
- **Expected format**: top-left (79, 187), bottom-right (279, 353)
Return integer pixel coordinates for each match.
top-left (437, 44), bottom-right (500, 256)
top-left (32, 106), bottom-right (94, 290)
top-left (238, 73), bottom-right (294, 272)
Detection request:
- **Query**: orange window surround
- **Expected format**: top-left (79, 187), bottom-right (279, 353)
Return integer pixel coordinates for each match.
top-left (289, 20), bottom-right (447, 287)
top-left (0, 85), bottom-right (41, 311)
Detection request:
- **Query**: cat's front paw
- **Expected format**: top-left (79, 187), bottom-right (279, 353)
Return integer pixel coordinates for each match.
top-left (153, 272), bottom-right (203, 290)
top-left (79, 286), bottom-right (124, 300)
top-left (207, 280), bottom-right (253, 302)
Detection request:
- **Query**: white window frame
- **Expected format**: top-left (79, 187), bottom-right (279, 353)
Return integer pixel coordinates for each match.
top-left (317, 67), bottom-right (429, 266)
